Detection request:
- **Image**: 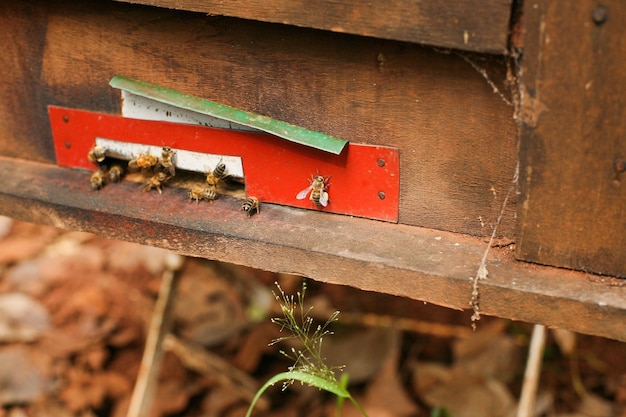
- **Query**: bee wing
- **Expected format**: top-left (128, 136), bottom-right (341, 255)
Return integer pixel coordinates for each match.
top-left (319, 191), bottom-right (329, 207)
top-left (296, 185), bottom-right (313, 200)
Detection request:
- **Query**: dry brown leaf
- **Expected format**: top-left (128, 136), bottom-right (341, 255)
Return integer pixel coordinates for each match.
top-left (356, 329), bottom-right (420, 417)
top-left (0, 293), bottom-right (50, 343)
top-left (3, 260), bottom-right (49, 295)
top-left (0, 347), bottom-right (47, 406)
top-left (233, 322), bottom-right (279, 373)
top-left (149, 379), bottom-right (191, 417)
top-left (577, 393), bottom-right (614, 417)
top-left (412, 362), bottom-right (452, 394)
top-left (101, 371), bottom-right (133, 399)
top-left (77, 346), bottom-right (109, 371)
top-left (173, 261), bottom-right (248, 347)
top-left (60, 368), bottom-right (107, 412)
top-left (420, 376), bottom-right (516, 417)
top-left (202, 386), bottom-right (249, 417)
top-left (552, 328), bottom-right (577, 356)
top-left (453, 319), bottom-right (522, 383)
top-left (321, 326), bottom-right (399, 384)
top-left (0, 223), bottom-right (60, 265)
top-left (105, 241), bottom-right (171, 276)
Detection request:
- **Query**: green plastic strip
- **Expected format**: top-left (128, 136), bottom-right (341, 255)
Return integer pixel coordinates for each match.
top-left (110, 76), bottom-right (348, 155)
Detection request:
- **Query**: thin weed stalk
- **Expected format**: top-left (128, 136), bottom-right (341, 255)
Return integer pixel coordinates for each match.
top-left (245, 281), bottom-right (368, 417)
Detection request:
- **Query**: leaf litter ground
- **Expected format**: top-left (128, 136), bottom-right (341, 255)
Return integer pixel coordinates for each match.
top-left (0, 217), bottom-right (624, 417)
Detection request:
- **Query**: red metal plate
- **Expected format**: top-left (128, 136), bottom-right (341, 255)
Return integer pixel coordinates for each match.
top-left (49, 106), bottom-right (399, 222)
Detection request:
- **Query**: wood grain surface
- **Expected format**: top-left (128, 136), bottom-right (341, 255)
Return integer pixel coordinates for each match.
top-left (517, 0), bottom-right (626, 277)
top-left (114, 0), bottom-right (514, 54)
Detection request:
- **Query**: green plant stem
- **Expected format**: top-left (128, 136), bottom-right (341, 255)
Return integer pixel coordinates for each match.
top-left (349, 396), bottom-right (369, 417)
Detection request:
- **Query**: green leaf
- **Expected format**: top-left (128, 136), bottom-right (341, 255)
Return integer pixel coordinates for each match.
top-left (430, 406), bottom-right (453, 417)
top-left (245, 371), bottom-right (350, 417)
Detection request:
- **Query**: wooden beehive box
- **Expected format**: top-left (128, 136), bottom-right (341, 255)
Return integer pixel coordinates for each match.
top-left (0, 0), bottom-right (624, 341)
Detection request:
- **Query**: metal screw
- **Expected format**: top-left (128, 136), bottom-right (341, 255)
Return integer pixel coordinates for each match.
top-left (614, 158), bottom-right (626, 173)
top-left (64, 141), bottom-right (71, 149)
top-left (592, 6), bottom-right (608, 25)
top-left (378, 191), bottom-right (386, 200)
top-left (377, 158), bottom-right (386, 167)
top-left (62, 115), bottom-right (69, 123)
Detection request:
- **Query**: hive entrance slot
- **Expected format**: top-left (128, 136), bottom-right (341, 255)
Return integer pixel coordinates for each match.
top-left (92, 138), bottom-right (245, 198)
top-left (95, 138), bottom-right (244, 179)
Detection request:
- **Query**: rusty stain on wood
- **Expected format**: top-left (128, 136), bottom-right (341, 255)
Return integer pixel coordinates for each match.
top-left (0, 156), bottom-right (624, 342)
top-left (517, 0), bottom-right (626, 277)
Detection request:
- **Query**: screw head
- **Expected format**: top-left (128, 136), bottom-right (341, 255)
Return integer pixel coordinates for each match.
top-left (377, 191), bottom-right (386, 200)
top-left (377, 158), bottom-right (386, 167)
top-left (592, 6), bottom-right (608, 25)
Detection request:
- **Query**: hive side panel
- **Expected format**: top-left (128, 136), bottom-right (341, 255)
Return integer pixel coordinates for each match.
top-left (0, 0), bottom-right (518, 237)
top-left (517, 0), bottom-right (626, 277)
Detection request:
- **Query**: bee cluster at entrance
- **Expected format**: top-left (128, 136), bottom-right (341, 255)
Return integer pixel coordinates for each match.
top-left (86, 144), bottom-right (260, 217)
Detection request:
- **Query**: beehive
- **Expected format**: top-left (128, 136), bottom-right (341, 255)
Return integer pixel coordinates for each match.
top-left (0, 0), bottom-right (624, 341)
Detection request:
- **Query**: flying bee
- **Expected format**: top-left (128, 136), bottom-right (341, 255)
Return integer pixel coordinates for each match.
top-left (142, 171), bottom-right (170, 194)
top-left (240, 197), bottom-right (260, 217)
top-left (157, 146), bottom-right (176, 177)
top-left (108, 165), bottom-right (124, 183)
top-left (296, 175), bottom-right (330, 207)
top-left (90, 169), bottom-right (108, 190)
top-left (188, 185), bottom-right (218, 203)
top-left (87, 145), bottom-right (107, 163)
top-left (128, 152), bottom-right (158, 172)
top-left (206, 159), bottom-right (229, 186)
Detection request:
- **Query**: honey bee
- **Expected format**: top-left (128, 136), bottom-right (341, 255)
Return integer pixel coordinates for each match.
top-left (87, 145), bottom-right (107, 163)
top-left (240, 197), bottom-right (260, 217)
top-left (206, 160), bottom-right (229, 186)
top-left (142, 171), bottom-right (170, 194)
top-left (108, 165), bottom-right (124, 183)
top-left (90, 169), bottom-right (108, 190)
top-left (188, 185), bottom-right (218, 203)
top-left (157, 146), bottom-right (176, 177)
top-left (296, 175), bottom-right (330, 207)
top-left (128, 152), bottom-right (158, 172)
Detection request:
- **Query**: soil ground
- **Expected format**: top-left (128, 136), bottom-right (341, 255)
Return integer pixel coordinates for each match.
top-left (0, 217), bottom-right (624, 417)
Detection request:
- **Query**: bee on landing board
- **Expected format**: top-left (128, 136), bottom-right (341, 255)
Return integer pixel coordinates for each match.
top-left (157, 146), bottom-right (176, 177)
top-left (296, 175), bottom-right (330, 207)
top-left (142, 171), bottom-right (170, 194)
top-left (108, 165), bottom-right (124, 183)
top-left (90, 169), bottom-right (108, 190)
top-left (241, 197), bottom-right (260, 217)
top-left (87, 145), bottom-right (107, 164)
top-left (206, 160), bottom-right (229, 186)
top-left (188, 185), bottom-right (218, 203)
top-left (129, 152), bottom-right (158, 172)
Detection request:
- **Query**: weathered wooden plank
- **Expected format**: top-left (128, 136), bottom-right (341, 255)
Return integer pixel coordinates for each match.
top-left (0, 2), bottom-right (55, 163)
top-left (0, 0), bottom-right (518, 237)
top-left (0, 156), bottom-right (624, 341)
top-left (114, 0), bottom-right (513, 54)
top-left (517, 0), bottom-right (626, 277)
